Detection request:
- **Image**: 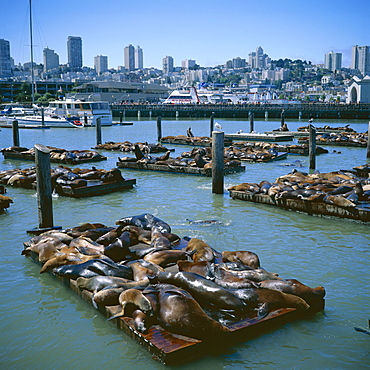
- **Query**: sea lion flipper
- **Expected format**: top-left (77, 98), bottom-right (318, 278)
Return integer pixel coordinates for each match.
top-left (256, 302), bottom-right (270, 320)
top-left (107, 310), bottom-right (125, 321)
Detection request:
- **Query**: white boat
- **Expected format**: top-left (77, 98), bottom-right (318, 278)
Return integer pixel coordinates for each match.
top-left (4, 115), bottom-right (84, 128)
top-left (163, 87), bottom-right (224, 104)
top-left (0, 103), bottom-right (34, 116)
top-left (44, 98), bottom-right (112, 126)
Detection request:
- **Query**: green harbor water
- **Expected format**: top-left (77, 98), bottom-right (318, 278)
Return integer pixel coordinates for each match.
top-left (0, 117), bottom-right (369, 369)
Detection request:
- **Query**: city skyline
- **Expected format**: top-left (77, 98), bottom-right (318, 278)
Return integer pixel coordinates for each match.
top-left (2, 0), bottom-right (369, 70)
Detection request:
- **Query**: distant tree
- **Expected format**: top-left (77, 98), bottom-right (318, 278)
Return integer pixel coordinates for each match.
top-left (15, 82), bottom-right (32, 103)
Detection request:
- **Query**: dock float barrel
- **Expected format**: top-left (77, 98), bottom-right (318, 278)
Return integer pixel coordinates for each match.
top-left (212, 131), bottom-right (224, 194)
top-left (309, 124), bottom-right (316, 170)
top-left (249, 111), bottom-right (254, 132)
top-left (35, 144), bottom-right (54, 229)
top-left (12, 120), bottom-right (19, 147)
top-left (210, 113), bottom-right (215, 136)
top-left (157, 116), bottom-right (162, 142)
top-left (96, 117), bottom-right (102, 145)
top-left (367, 121), bottom-right (370, 159)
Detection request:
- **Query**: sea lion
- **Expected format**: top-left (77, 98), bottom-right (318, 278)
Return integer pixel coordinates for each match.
top-left (185, 238), bottom-right (216, 263)
top-left (76, 275), bottom-right (132, 292)
top-left (259, 278), bottom-right (326, 305)
top-left (150, 226), bottom-right (171, 250)
top-left (116, 213), bottom-right (171, 233)
top-left (40, 253), bottom-right (87, 273)
top-left (104, 231), bottom-right (133, 262)
top-left (93, 287), bottom-right (125, 307)
top-left (22, 242), bottom-right (61, 263)
top-left (107, 289), bottom-right (154, 321)
top-left (122, 225), bottom-right (152, 244)
top-left (69, 237), bottom-right (105, 255)
top-left (323, 194), bottom-right (356, 208)
top-left (95, 226), bottom-right (124, 246)
top-left (143, 249), bottom-right (187, 268)
top-left (177, 260), bottom-right (211, 277)
top-left (152, 271), bottom-right (246, 313)
top-left (219, 266), bottom-right (282, 282)
top-left (153, 283), bottom-right (231, 340)
top-left (222, 251), bottom-right (261, 269)
top-left (53, 259), bottom-right (133, 280)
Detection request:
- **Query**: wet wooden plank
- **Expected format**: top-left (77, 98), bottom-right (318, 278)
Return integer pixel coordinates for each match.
top-left (229, 190), bottom-right (370, 223)
top-left (225, 133), bottom-right (294, 142)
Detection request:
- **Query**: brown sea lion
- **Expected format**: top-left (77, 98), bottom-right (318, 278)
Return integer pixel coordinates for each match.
top-left (222, 250), bottom-right (261, 269)
top-left (219, 266), bottom-right (282, 282)
top-left (150, 226), bottom-right (171, 250)
top-left (185, 238), bottom-right (215, 263)
top-left (22, 242), bottom-right (61, 263)
top-left (154, 283), bottom-right (231, 340)
top-left (69, 237), bottom-right (105, 255)
top-left (93, 287), bottom-right (125, 307)
top-left (177, 260), bottom-right (211, 277)
top-left (143, 249), bottom-right (187, 268)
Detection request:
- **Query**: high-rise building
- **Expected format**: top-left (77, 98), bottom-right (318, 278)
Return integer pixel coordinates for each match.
top-left (135, 46), bottom-right (143, 70)
top-left (249, 46), bottom-right (270, 69)
top-left (324, 51), bottom-right (342, 72)
top-left (43, 47), bottom-right (59, 72)
top-left (162, 55), bottom-right (174, 74)
top-left (124, 44), bottom-right (135, 71)
top-left (67, 36), bottom-right (82, 69)
top-left (182, 59), bottom-right (196, 69)
top-left (94, 55), bottom-right (108, 74)
top-left (351, 45), bottom-right (370, 76)
top-left (0, 39), bottom-right (12, 77)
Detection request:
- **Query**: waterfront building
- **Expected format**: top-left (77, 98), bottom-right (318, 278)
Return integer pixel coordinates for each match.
top-left (69, 81), bottom-right (169, 103)
top-left (163, 55), bottom-right (174, 74)
top-left (182, 59), bottom-right (196, 70)
top-left (347, 75), bottom-right (370, 104)
top-left (0, 39), bottom-right (12, 77)
top-left (135, 46), bottom-right (143, 70)
top-left (67, 36), bottom-right (83, 69)
top-left (124, 44), bottom-right (135, 71)
top-left (351, 45), bottom-right (370, 76)
top-left (324, 51), bottom-right (342, 72)
top-left (94, 55), bottom-right (108, 75)
top-left (43, 47), bottom-right (59, 72)
top-left (249, 46), bottom-right (270, 69)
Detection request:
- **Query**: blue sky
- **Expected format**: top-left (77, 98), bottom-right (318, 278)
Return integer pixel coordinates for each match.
top-left (2, 0), bottom-right (369, 70)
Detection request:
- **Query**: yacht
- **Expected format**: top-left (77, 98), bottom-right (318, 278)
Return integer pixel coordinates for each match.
top-left (0, 103), bottom-right (34, 116)
top-left (44, 98), bottom-right (112, 126)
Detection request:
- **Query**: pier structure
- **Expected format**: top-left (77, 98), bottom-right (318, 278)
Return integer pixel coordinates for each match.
top-left (111, 103), bottom-right (370, 120)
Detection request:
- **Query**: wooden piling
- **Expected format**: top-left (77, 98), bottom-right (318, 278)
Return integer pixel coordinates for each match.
top-left (34, 144), bottom-right (54, 229)
top-left (210, 113), bottom-right (214, 137)
top-left (96, 117), bottom-right (102, 145)
top-left (84, 113), bottom-right (88, 126)
top-left (281, 110), bottom-right (285, 127)
top-left (367, 121), bottom-right (370, 159)
top-left (119, 111), bottom-right (123, 123)
top-left (41, 107), bottom-right (45, 126)
top-left (12, 120), bottom-right (19, 147)
top-left (212, 131), bottom-right (224, 194)
top-left (249, 112), bottom-right (254, 132)
top-left (309, 124), bottom-right (316, 170)
top-left (157, 116), bottom-right (162, 142)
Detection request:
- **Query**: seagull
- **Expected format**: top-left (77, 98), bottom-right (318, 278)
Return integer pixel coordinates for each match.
top-left (308, 118), bottom-right (314, 123)
top-left (215, 122), bottom-right (222, 130)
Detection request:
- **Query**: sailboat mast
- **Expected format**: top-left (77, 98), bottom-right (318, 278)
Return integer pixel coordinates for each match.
top-left (29, 0), bottom-right (35, 105)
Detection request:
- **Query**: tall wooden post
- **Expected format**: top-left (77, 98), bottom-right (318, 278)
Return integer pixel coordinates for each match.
top-left (41, 107), bottom-right (45, 126)
top-left (212, 131), bottom-right (224, 194)
top-left (157, 116), bottom-right (162, 142)
top-left (367, 121), bottom-right (370, 158)
top-left (249, 111), bottom-right (254, 132)
top-left (84, 113), bottom-right (88, 126)
top-left (210, 113), bottom-right (214, 137)
top-left (309, 124), bottom-right (316, 170)
top-left (96, 117), bottom-right (102, 145)
top-left (119, 111), bottom-right (123, 123)
top-left (35, 144), bottom-right (54, 229)
top-left (281, 109), bottom-right (285, 127)
top-left (12, 120), bottom-right (20, 147)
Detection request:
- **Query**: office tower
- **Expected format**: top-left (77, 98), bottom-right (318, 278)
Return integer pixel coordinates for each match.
top-left (351, 45), bottom-right (370, 76)
top-left (94, 55), bottom-right (108, 74)
top-left (0, 39), bottom-right (12, 77)
top-left (135, 46), bottom-right (143, 70)
top-left (67, 36), bottom-right (82, 69)
top-left (324, 51), bottom-right (342, 72)
top-left (232, 57), bottom-right (246, 68)
top-left (43, 47), bottom-right (59, 72)
top-left (182, 59), bottom-right (196, 69)
top-left (124, 44), bottom-right (135, 71)
top-left (162, 55), bottom-right (174, 73)
top-left (249, 46), bottom-right (270, 69)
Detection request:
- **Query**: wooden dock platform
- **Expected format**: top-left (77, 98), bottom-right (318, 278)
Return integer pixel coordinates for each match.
top-left (160, 136), bottom-right (232, 147)
top-left (225, 133), bottom-right (294, 142)
top-left (54, 179), bottom-right (136, 198)
top-left (297, 138), bottom-right (366, 147)
top-left (116, 161), bottom-right (245, 176)
top-left (229, 190), bottom-right (370, 223)
top-left (0, 122), bottom-right (51, 129)
top-left (25, 246), bottom-right (324, 365)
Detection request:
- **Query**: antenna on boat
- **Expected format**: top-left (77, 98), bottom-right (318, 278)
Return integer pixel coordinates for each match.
top-left (29, 0), bottom-right (35, 105)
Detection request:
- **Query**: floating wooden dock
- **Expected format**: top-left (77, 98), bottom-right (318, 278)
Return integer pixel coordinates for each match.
top-left (25, 247), bottom-right (324, 365)
top-left (229, 190), bottom-right (370, 223)
top-left (265, 131), bottom-right (327, 138)
top-left (160, 137), bottom-right (232, 147)
top-left (54, 179), bottom-right (136, 198)
top-left (0, 122), bottom-right (50, 129)
top-left (116, 161), bottom-right (245, 176)
top-left (240, 152), bottom-right (288, 163)
top-left (225, 133), bottom-right (294, 142)
top-left (297, 138), bottom-right (366, 147)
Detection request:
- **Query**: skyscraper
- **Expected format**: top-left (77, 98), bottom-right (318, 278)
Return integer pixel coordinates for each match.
top-left (324, 51), bottom-right (342, 72)
top-left (124, 44), bottom-right (135, 71)
top-left (351, 45), bottom-right (370, 76)
top-left (43, 47), bottom-right (59, 72)
top-left (248, 46), bottom-right (270, 69)
top-left (162, 55), bottom-right (174, 74)
top-left (67, 36), bottom-right (82, 69)
top-left (0, 39), bottom-right (12, 77)
top-left (182, 59), bottom-right (196, 69)
top-left (94, 55), bottom-right (108, 74)
top-left (135, 46), bottom-right (143, 70)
